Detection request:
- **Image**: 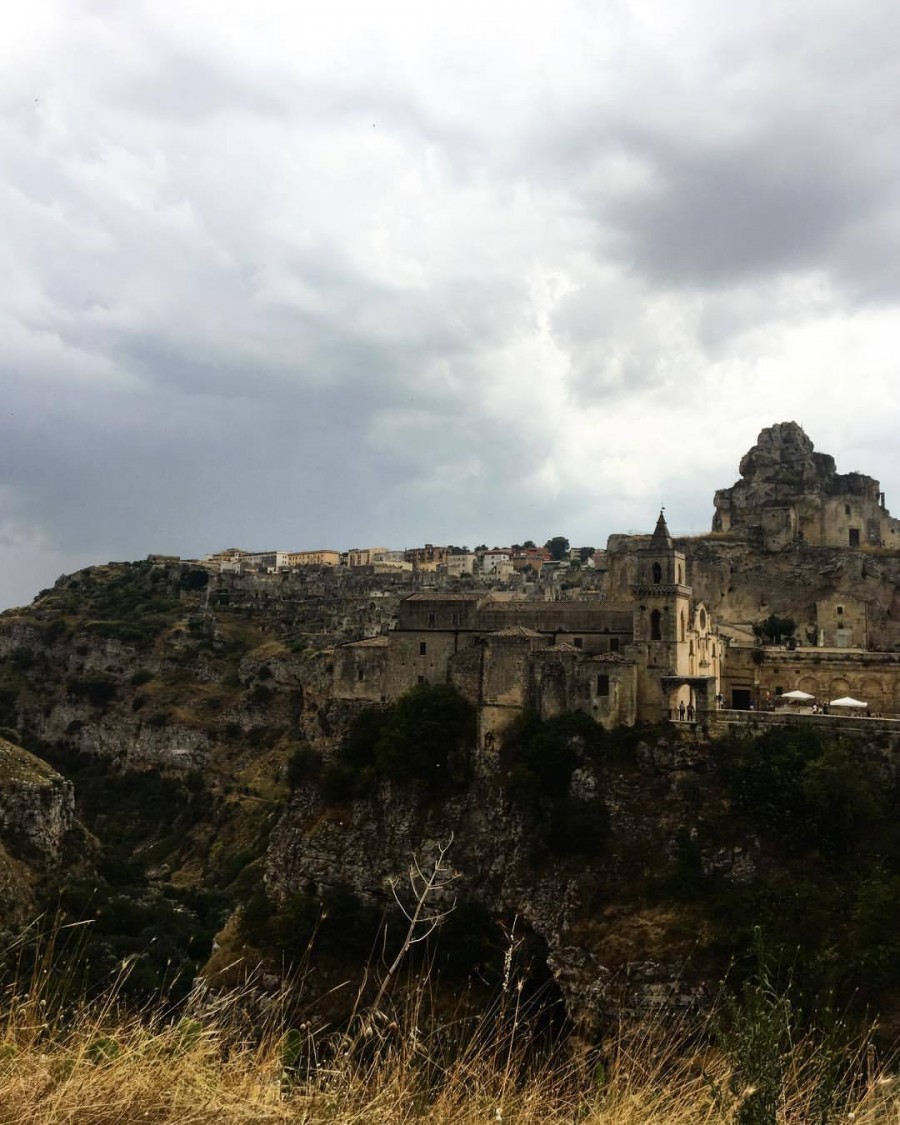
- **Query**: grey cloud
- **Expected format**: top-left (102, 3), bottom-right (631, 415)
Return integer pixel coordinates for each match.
top-left (596, 126), bottom-right (892, 288)
top-left (120, 52), bottom-right (288, 122)
top-left (5, 2), bottom-right (900, 610)
top-left (520, 7), bottom-right (900, 303)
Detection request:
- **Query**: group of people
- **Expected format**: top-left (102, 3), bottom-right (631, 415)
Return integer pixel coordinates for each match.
top-left (676, 700), bottom-right (695, 721)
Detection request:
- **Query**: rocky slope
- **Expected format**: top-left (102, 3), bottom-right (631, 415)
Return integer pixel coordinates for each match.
top-left (0, 735), bottom-right (74, 928)
top-left (2, 482), bottom-right (900, 1032)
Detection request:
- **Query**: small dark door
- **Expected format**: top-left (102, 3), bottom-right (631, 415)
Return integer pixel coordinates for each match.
top-left (732, 688), bottom-right (752, 710)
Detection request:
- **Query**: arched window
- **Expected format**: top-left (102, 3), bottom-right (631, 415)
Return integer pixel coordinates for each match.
top-left (650, 609), bottom-right (662, 640)
top-left (652, 562), bottom-right (662, 584)
top-left (680, 612), bottom-right (685, 642)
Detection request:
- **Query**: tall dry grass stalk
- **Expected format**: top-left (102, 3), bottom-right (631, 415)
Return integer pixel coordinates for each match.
top-left (0, 921), bottom-right (897, 1123)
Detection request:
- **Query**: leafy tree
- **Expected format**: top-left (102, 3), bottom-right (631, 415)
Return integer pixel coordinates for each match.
top-left (500, 710), bottom-right (603, 804)
top-left (544, 536), bottom-right (570, 561)
top-left (322, 684), bottom-right (476, 802)
top-left (286, 743), bottom-right (322, 789)
top-left (721, 726), bottom-right (888, 857)
top-left (374, 683), bottom-right (475, 791)
top-left (753, 614), bottom-right (797, 645)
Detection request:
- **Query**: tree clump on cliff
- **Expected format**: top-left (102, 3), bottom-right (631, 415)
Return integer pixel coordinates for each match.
top-left (319, 683), bottom-right (476, 802)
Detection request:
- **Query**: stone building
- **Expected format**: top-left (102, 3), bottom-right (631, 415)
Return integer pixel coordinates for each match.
top-left (404, 544), bottom-right (449, 570)
top-left (284, 550), bottom-right (341, 567)
top-left (721, 643), bottom-right (900, 716)
top-left (712, 421), bottom-right (900, 551)
top-left (335, 424), bottom-right (900, 728)
top-left (334, 512), bottom-right (721, 739)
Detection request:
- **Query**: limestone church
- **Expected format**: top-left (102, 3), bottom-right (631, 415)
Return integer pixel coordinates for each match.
top-left (334, 511), bottom-right (721, 741)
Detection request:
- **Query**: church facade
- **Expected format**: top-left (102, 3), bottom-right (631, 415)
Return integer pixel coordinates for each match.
top-left (334, 513), bottom-right (722, 740)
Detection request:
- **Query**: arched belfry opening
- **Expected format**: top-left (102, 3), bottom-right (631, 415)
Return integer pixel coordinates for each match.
top-left (650, 609), bottom-right (662, 640)
top-left (652, 562), bottom-right (662, 584)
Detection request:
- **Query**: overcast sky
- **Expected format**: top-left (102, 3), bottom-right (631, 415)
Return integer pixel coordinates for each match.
top-left (3, 0), bottom-right (900, 608)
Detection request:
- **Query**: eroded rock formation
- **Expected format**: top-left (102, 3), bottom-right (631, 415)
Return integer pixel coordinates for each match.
top-left (712, 421), bottom-right (898, 551)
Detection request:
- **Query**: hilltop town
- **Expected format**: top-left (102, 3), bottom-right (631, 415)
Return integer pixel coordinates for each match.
top-left (184, 421), bottom-right (900, 725)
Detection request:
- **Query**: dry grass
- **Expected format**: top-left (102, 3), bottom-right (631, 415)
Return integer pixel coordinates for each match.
top-left (0, 927), bottom-right (898, 1124)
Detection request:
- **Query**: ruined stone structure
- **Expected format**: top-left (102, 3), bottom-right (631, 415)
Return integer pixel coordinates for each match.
top-left (335, 512), bottom-right (721, 738)
top-left (712, 421), bottom-right (900, 551)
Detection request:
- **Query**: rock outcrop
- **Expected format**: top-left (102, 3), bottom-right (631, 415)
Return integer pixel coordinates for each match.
top-left (264, 733), bottom-right (733, 1037)
top-left (0, 736), bottom-right (73, 863)
top-left (0, 735), bottom-right (75, 928)
top-left (712, 421), bottom-right (898, 551)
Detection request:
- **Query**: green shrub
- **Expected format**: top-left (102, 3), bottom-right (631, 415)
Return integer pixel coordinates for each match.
top-left (319, 685), bottom-right (476, 803)
top-left (286, 743), bottom-right (321, 789)
top-left (500, 710), bottom-right (602, 805)
top-left (546, 797), bottom-right (610, 856)
top-left (721, 727), bottom-right (888, 857)
top-left (67, 676), bottom-right (118, 709)
top-left (372, 683), bottom-right (475, 791)
top-left (319, 762), bottom-right (375, 803)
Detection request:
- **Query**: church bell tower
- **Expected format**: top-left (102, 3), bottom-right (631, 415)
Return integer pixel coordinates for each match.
top-left (632, 510), bottom-right (693, 692)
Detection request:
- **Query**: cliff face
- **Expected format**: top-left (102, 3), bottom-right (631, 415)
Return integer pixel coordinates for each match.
top-left (0, 560), bottom-right (419, 992)
top-left (265, 731), bottom-right (728, 1036)
top-left (0, 736), bottom-right (74, 928)
top-left (0, 737), bottom-right (73, 860)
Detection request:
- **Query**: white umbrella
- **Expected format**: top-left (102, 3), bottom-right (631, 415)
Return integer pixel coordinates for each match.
top-left (781, 690), bottom-right (815, 702)
top-left (829, 696), bottom-right (867, 708)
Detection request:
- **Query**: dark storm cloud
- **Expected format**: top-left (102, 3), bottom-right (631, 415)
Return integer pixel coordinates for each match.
top-left (4, 1), bottom-right (900, 609)
top-left (524, 3), bottom-right (900, 302)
